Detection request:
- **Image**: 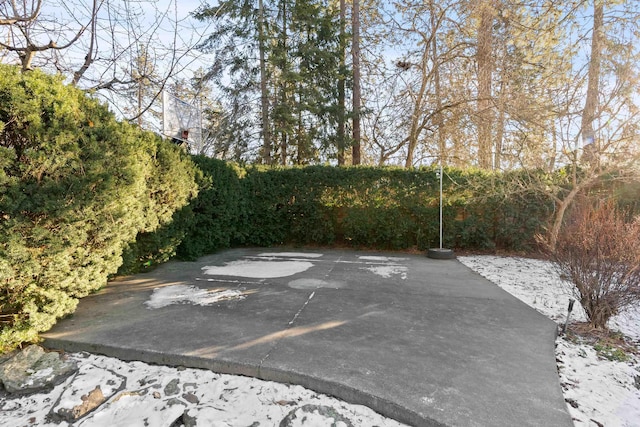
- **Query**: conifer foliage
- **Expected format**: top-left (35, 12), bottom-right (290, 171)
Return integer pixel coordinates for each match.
top-left (0, 65), bottom-right (198, 351)
top-left (194, 0), bottom-right (346, 165)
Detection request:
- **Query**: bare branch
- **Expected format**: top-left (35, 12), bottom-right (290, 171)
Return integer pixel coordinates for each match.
top-left (0, 0), bottom-right (42, 25)
top-left (72, 0), bottom-right (103, 85)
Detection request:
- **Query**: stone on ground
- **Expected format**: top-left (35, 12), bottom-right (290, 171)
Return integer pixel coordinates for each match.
top-left (0, 345), bottom-right (78, 395)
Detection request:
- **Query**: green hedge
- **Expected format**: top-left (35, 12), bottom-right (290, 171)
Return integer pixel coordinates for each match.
top-left (240, 166), bottom-right (553, 251)
top-left (162, 162), bottom-right (555, 263)
top-left (175, 156), bottom-right (248, 259)
top-left (0, 65), bottom-right (198, 351)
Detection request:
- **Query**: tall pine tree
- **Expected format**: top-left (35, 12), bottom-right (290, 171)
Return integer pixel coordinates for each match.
top-left (195, 0), bottom-right (346, 164)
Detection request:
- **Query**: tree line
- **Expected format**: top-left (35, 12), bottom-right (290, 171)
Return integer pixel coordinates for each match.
top-left (1, 1), bottom-right (638, 173)
top-left (187, 0), bottom-right (639, 174)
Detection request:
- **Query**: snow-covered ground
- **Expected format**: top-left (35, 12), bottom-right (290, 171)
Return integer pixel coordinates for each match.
top-left (0, 352), bottom-right (406, 426)
top-left (1, 254), bottom-right (639, 426)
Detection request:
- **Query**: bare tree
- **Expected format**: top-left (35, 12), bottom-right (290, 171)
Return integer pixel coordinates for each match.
top-left (351, 0), bottom-right (361, 165)
top-left (1, 1), bottom-right (214, 130)
top-left (475, 0), bottom-right (496, 169)
top-left (378, 0), bottom-right (476, 167)
top-left (540, 0), bottom-right (640, 251)
top-left (0, 0), bottom-right (87, 71)
top-left (0, 0), bottom-right (42, 25)
top-left (551, 200), bottom-right (640, 330)
top-left (72, 0), bottom-right (102, 85)
top-left (361, 68), bottom-right (407, 165)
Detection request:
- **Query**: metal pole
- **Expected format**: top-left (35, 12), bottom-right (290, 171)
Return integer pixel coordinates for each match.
top-left (563, 298), bottom-right (575, 335)
top-left (199, 97), bottom-right (204, 155)
top-left (439, 161), bottom-right (443, 250)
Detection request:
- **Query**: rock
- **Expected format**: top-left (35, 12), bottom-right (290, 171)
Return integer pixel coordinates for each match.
top-left (56, 386), bottom-right (105, 422)
top-left (139, 377), bottom-right (157, 386)
top-left (182, 409), bottom-right (198, 427)
top-left (169, 409), bottom-right (197, 427)
top-left (164, 378), bottom-right (180, 396)
top-left (166, 397), bottom-right (186, 407)
top-left (153, 391), bottom-right (161, 399)
top-left (50, 362), bottom-right (126, 423)
top-left (183, 382), bottom-right (197, 391)
top-left (565, 398), bottom-right (579, 409)
top-left (0, 345), bottom-right (78, 395)
top-left (182, 392), bottom-right (199, 404)
top-left (279, 404), bottom-right (354, 427)
top-left (0, 349), bottom-right (18, 365)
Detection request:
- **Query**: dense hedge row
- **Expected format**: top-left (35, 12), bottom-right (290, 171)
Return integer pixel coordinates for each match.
top-left (0, 66), bottom-right (198, 351)
top-left (129, 158), bottom-right (555, 267)
top-left (239, 165), bottom-right (553, 251)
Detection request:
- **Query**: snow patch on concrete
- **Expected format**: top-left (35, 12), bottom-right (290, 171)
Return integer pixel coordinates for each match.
top-left (145, 285), bottom-right (245, 309)
top-left (202, 260), bottom-right (314, 278)
top-left (258, 252), bottom-right (323, 258)
top-left (358, 255), bottom-right (408, 262)
top-left (288, 278), bottom-right (345, 290)
top-left (363, 265), bottom-right (408, 279)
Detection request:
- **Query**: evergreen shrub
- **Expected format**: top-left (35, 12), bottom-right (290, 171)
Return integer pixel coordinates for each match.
top-left (0, 65), bottom-right (197, 351)
top-left (117, 142), bottom-right (201, 273)
top-left (175, 156), bottom-right (247, 259)
top-left (173, 164), bottom-right (551, 254)
top-left (237, 166), bottom-right (551, 251)
top-left (119, 162), bottom-right (557, 268)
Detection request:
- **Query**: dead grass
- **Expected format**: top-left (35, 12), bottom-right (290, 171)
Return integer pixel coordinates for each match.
top-left (566, 322), bottom-right (639, 360)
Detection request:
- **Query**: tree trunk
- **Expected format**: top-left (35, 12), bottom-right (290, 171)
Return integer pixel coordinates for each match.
top-left (581, 1), bottom-right (603, 158)
top-left (297, 104), bottom-right (303, 165)
top-left (258, 0), bottom-right (272, 165)
top-left (279, 0), bottom-right (288, 165)
top-left (351, 0), bottom-right (361, 165)
top-left (19, 50), bottom-right (35, 71)
top-left (137, 78), bottom-right (144, 127)
top-left (281, 132), bottom-right (287, 165)
top-left (431, 0), bottom-right (445, 165)
top-left (476, 0), bottom-right (495, 169)
top-left (337, 0), bottom-right (346, 165)
top-left (494, 80), bottom-right (505, 170)
top-left (548, 188), bottom-right (579, 252)
top-left (404, 51), bottom-right (429, 169)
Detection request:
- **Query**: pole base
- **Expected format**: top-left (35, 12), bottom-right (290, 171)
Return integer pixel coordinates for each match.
top-left (427, 248), bottom-right (456, 260)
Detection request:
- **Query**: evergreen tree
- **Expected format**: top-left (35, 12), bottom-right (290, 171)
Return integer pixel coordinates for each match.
top-left (0, 65), bottom-right (198, 350)
top-left (195, 0), bottom-right (346, 165)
